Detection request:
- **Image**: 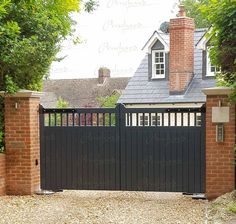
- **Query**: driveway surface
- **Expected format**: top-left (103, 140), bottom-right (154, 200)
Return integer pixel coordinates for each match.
top-left (0, 191), bottom-right (207, 224)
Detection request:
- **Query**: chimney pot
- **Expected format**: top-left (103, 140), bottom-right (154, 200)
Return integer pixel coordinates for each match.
top-left (178, 5), bottom-right (186, 17)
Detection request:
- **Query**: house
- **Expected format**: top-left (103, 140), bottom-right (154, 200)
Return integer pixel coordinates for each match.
top-left (41, 67), bottom-right (130, 108)
top-left (118, 6), bottom-right (216, 126)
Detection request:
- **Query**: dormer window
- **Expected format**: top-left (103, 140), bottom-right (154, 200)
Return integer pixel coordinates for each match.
top-left (152, 50), bottom-right (165, 79)
top-left (142, 31), bottom-right (169, 81)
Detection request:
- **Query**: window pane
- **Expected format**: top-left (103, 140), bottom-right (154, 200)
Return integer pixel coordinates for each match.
top-left (160, 52), bottom-right (163, 57)
top-left (161, 64), bottom-right (164, 69)
top-left (211, 66), bottom-right (215, 72)
top-left (156, 69), bottom-right (160, 74)
top-left (160, 58), bottom-right (164, 62)
top-left (161, 70), bottom-right (164, 74)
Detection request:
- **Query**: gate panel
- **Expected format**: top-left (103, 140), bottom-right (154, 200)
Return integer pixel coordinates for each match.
top-left (120, 106), bottom-right (206, 193)
top-left (40, 104), bottom-right (205, 193)
top-left (40, 107), bottom-right (120, 191)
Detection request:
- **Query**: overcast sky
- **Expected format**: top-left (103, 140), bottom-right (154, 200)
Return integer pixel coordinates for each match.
top-left (49, 0), bottom-right (179, 79)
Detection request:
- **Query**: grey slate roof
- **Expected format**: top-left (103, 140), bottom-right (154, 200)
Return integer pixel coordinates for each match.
top-left (118, 29), bottom-right (216, 104)
top-left (41, 77), bottom-right (130, 108)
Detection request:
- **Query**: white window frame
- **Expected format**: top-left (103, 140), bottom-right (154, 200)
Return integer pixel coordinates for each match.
top-left (152, 50), bottom-right (165, 79)
top-left (206, 48), bottom-right (220, 77)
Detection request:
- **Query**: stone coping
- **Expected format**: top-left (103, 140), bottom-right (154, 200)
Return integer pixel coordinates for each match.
top-left (0, 90), bottom-right (44, 98)
top-left (202, 87), bottom-right (234, 96)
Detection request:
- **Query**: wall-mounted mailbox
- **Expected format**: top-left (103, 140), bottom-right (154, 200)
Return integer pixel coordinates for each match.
top-left (212, 107), bottom-right (229, 123)
top-left (216, 123), bottom-right (224, 142)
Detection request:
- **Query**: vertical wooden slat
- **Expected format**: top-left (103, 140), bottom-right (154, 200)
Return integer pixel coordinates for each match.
top-left (97, 113), bottom-right (99, 126)
top-left (66, 113), bottom-right (69, 126)
top-left (136, 113), bottom-right (138, 126)
top-left (77, 128), bottom-right (83, 189)
top-left (60, 112), bottom-right (63, 126)
top-left (85, 113), bottom-right (87, 126)
top-left (187, 111), bottom-right (190, 126)
top-left (130, 113), bottom-right (133, 127)
top-left (155, 113), bottom-right (158, 126)
top-left (103, 113), bottom-right (105, 126)
top-left (90, 113), bottom-right (92, 126)
top-left (175, 112), bottom-right (177, 126)
top-left (109, 113), bottom-right (111, 126)
top-left (72, 112), bottom-right (75, 126)
top-left (142, 113), bottom-right (145, 126)
top-left (49, 113), bottom-right (51, 126)
top-left (168, 112), bottom-right (170, 126)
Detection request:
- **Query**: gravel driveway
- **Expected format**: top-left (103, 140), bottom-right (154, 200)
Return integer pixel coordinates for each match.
top-left (0, 191), bottom-right (206, 224)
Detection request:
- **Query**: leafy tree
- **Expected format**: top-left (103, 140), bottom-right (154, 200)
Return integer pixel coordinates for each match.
top-left (200, 0), bottom-right (236, 101)
top-left (0, 0), bottom-right (98, 92)
top-left (0, 0), bottom-right (98, 152)
top-left (98, 92), bottom-right (121, 126)
top-left (180, 0), bottom-right (211, 28)
top-left (98, 92), bottom-right (121, 108)
top-left (57, 96), bottom-right (69, 108)
top-left (84, 0), bottom-right (99, 13)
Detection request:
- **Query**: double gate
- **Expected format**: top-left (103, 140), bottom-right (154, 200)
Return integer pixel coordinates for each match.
top-left (40, 104), bottom-right (206, 193)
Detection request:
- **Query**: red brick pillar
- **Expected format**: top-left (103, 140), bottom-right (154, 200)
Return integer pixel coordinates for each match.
top-left (202, 87), bottom-right (235, 199)
top-left (0, 154), bottom-right (6, 195)
top-left (3, 91), bottom-right (42, 195)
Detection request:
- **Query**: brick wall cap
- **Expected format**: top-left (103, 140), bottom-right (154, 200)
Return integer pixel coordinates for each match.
top-left (202, 87), bottom-right (234, 96)
top-left (0, 90), bottom-right (44, 98)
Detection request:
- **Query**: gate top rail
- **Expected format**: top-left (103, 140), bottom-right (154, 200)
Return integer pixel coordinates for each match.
top-left (41, 107), bottom-right (116, 114)
top-left (40, 104), bottom-right (205, 128)
top-left (122, 107), bottom-right (205, 113)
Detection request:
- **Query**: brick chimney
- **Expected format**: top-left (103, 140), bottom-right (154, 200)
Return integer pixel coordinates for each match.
top-left (169, 5), bottom-right (195, 94)
top-left (98, 67), bottom-right (110, 84)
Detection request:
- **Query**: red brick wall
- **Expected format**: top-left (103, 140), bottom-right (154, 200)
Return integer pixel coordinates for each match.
top-left (4, 97), bottom-right (40, 195)
top-left (0, 154), bottom-right (6, 195)
top-left (205, 95), bottom-right (235, 199)
top-left (169, 17), bottom-right (195, 93)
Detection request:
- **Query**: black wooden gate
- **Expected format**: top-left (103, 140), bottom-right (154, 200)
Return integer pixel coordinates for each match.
top-left (40, 104), bottom-right (206, 193)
